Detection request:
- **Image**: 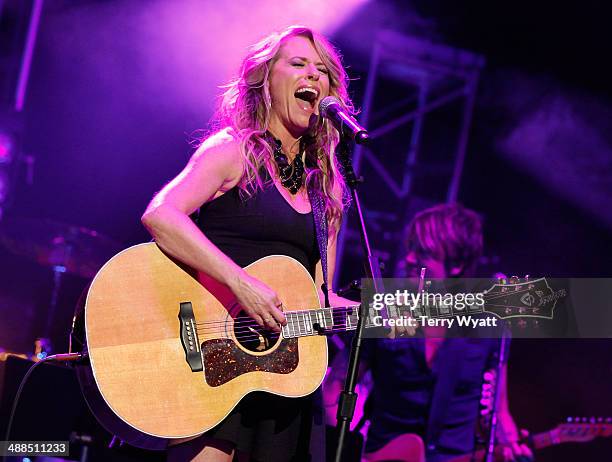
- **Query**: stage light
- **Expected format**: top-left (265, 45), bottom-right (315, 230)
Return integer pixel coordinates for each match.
top-left (86, 0), bottom-right (370, 113)
top-left (0, 132), bottom-right (14, 164)
top-left (0, 131), bottom-right (15, 220)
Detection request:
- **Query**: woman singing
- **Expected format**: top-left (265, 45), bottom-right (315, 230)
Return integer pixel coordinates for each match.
top-left (142, 25), bottom-right (354, 462)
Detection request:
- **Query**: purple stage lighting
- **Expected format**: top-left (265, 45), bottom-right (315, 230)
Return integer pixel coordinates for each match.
top-left (0, 133), bottom-right (14, 164)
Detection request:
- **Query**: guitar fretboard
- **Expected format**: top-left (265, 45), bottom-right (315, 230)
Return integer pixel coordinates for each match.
top-left (281, 305), bottom-right (378, 338)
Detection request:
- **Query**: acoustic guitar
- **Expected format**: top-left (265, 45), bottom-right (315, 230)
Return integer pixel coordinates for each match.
top-left (83, 242), bottom-right (368, 445)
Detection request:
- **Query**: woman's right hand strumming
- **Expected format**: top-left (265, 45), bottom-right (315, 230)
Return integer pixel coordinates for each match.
top-left (228, 270), bottom-right (288, 332)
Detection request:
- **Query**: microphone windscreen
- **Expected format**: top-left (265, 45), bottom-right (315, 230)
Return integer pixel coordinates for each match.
top-left (319, 96), bottom-right (341, 118)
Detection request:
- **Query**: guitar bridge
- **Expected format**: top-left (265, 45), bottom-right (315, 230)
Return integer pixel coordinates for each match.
top-left (178, 302), bottom-right (203, 372)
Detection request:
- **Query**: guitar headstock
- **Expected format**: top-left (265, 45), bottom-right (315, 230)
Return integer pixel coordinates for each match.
top-left (483, 275), bottom-right (566, 320)
top-left (553, 417), bottom-right (612, 443)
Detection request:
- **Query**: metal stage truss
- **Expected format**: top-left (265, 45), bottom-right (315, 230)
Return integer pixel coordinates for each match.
top-left (335, 30), bottom-right (485, 286)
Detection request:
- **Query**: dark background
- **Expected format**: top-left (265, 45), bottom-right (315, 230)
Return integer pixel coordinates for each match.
top-left (0, 0), bottom-right (610, 460)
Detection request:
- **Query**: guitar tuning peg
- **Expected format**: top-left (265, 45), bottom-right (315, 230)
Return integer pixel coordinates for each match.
top-left (524, 274), bottom-right (530, 281)
top-left (582, 417), bottom-right (588, 423)
top-left (567, 417), bottom-right (573, 423)
top-left (590, 416), bottom-right (596, 423)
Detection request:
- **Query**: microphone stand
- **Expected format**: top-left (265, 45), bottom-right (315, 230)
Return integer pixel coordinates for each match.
top-left (483, 327), bottom-right (511, 462)
top-left (333, 134), bottom-right (389, 462)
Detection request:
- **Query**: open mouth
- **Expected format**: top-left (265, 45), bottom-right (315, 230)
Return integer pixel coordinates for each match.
top-left (294, 86), bottom-right (319, 112)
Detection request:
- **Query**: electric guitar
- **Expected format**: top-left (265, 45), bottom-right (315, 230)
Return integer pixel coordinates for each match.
top-left (363, 418), bottom-right (612, 462)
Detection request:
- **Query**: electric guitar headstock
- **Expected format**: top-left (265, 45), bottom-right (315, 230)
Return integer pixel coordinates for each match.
top-left (551, 417), bottom-right (612, 444)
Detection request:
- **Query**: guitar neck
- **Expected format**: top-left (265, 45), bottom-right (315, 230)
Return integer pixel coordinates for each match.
top-left (531, 430), bottom-right (559, 451)
top-left (449, 436), bottom-right (549, 462)
top-left (450, 428), bottom-right (597, 462)
top-left (281, 305), bottom-right (378, 338)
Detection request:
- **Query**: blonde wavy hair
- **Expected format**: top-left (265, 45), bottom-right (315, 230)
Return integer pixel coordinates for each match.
top-left (213, 25), bottom-right (354, 229)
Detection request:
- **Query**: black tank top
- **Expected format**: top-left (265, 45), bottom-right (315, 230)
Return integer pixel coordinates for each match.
top-left (197, 182), bottom-right (320, 277)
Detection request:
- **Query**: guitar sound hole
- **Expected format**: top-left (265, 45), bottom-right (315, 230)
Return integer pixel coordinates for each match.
top-left (233, 311), bottom-right (280, 353)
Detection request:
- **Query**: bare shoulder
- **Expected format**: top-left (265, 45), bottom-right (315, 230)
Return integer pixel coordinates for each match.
top-left (196, 128), bottom-right (239, 156)
top-left (191, 128), bottom-right (242, 185)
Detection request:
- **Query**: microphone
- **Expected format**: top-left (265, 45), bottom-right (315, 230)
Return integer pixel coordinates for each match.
top-left (319, 96), bottom-right (370, 145)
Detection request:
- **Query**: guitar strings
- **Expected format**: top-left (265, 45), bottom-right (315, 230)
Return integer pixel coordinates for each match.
top-left (195, 307), bottom-right (362, 333)
top-left (195, 308), bottom-right (358, 327)
top-left (196, 323), bottom-right (378, 343)
top-left (196, 324), bottom-right (370, 343)
top-left (193, 285), bottom-right (539, 329)
top-left (194, 294), bottom-right (541, 334)
top-left (194, 306), bottom-right (367, 340)
top-left (193, 286), bottom-right (537, 331)
top-left (194, 306), bottom-right (360, 327)
top-left (194, 296), bottom-right (542, 343)
top-left (193, 307), bottom-right (352, 324)
top-left (191, 285), bottom-right (546, 343)
top-left (195, 306), bottom-right (541, 344)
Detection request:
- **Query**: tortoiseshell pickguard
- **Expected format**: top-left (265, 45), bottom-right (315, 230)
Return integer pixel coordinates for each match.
top-left (201, 338), bottom-right (299, 387)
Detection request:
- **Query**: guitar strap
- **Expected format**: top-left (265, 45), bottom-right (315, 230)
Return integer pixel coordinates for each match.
top-left (425, 338), bottom-right (466, 449)
top-left (307, 184), bottom-right (330, 308)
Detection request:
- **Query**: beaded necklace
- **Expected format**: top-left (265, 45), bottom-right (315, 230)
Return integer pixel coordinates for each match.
top-left (268, 134), bottom-right (305, 195)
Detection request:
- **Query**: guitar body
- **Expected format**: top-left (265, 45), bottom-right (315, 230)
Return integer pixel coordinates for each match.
top-left (364, 433), bottom-right (425, 462)
top-left (83, 243), bottom-right (327, 441)
top-left (362, 418), bottom-right (612, 462)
